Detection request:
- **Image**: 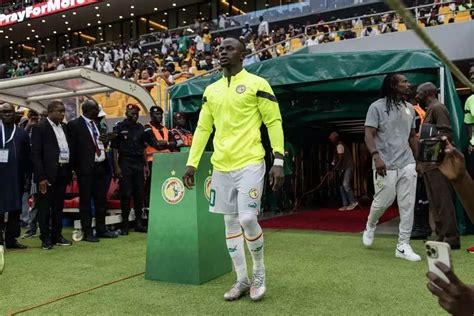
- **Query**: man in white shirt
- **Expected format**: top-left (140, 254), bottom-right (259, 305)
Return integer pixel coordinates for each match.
top-left (258, 16), bottom-right (269, 37)
top-left (95, 54), bottom-right (114, 74)
top-left (31, 101), bottom-right (72, 250)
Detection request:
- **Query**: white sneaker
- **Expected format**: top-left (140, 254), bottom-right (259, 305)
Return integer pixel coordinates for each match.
top-left (250, 272), bottom-right (266, 301)
top-left (224, 280), bottom-right (250, 301)
top-left (346, 202), bottom-right (359, 211)
top-left (0, 245), bottom-right (4, 275)
top-left (395, 243), bottom-right (421, 262)
top-left (362, 225), bottom-right (376, 247)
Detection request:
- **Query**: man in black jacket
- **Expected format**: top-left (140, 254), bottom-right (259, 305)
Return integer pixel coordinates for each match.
top-left (31, 101), bottom-right (72, 250)
top-left (67, 100), bottom-right (117, 242)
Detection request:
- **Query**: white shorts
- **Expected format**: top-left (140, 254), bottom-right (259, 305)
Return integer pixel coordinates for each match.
top-left (209, 163), bottom-right (265, 216)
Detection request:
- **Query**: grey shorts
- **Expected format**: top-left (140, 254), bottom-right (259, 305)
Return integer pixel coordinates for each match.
top-left (209, 163), bottom-right (265, 216)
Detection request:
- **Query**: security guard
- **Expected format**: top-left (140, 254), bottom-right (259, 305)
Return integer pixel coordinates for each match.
top-left (171, 112), bottom-right (193, 152)
top-left (112, 104), bottom-right (160, 234)
top-left (144, 106), bottom-right (175, 210)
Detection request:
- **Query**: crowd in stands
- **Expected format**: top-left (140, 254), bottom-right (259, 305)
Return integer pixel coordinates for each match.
top-left (0, 0), bottom-right (472, 90)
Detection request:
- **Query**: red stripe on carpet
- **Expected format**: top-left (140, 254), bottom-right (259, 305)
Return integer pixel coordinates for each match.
top-left (260, 207), bottom-right (399, 233)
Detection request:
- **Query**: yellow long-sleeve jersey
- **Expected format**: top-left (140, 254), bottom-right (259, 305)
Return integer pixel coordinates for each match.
top-left (186, 69), bottom-right (284, 172)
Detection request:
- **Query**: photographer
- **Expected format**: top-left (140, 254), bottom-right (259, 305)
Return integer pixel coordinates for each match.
top-left (416, 82), bottom-right (460, 249)
top-left (426, 138), bottom-right (474, 315)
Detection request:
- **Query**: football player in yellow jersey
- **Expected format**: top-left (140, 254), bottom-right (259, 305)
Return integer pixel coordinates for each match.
top-left (183, 37), bottom-right (285, 301)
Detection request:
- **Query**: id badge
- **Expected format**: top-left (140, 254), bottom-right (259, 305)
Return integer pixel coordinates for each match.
top-left (59, 148), bottom-right (69, 162)
top-left (0, 149), bottom-right (8, 163)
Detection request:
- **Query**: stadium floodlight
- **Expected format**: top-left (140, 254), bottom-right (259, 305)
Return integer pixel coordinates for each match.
top-left (42, 19), bottom-right (46, 23)
top-left (154, 8), bottom-right (158, 11)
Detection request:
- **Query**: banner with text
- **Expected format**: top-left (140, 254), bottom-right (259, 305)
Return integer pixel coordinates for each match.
top-left (0, 0), bottom-right (99, 27)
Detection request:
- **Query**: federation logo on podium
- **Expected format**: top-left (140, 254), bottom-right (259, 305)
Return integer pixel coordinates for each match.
top-left (204, 176), bottom-right (212, 201)
top-left (162, 176), bottom-right (185, 205)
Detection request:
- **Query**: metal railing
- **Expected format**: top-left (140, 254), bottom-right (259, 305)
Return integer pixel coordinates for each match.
top-left (304, 1), bottom-right (461, 35)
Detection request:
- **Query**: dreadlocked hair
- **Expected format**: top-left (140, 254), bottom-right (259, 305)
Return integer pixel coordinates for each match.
top-left (380, 73), bottom-right (407, 115)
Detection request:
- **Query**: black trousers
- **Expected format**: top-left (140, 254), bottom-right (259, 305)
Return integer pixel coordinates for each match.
top-left (77, 162), bottom-right (107, 235)
top-left (0, 210), bottom-right (21, 246)
top-left (423, 169), bottom-right (459, 243)
top-left (36, 166), bottom-right (69, 243)
top-left (119, 161), bottom-right (144, 224)
top-left (144, 162), bottom-right (153, 209)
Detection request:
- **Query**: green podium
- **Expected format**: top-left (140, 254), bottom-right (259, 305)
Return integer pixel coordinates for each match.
top-left (145, 152), bottom-right (232, 285)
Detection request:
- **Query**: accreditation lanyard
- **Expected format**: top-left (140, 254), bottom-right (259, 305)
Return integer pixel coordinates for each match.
top-left (1, 122), bottom-right (16, 149)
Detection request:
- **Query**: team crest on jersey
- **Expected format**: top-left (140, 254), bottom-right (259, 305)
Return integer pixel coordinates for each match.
top-left (236, 84), bottom-right (246, 94)
top-left (249, 188), bottom-right (259, 199)
top-left (162, 177), bottom-right (185, 204)
top-left (204, 176), bottom-right (212, 201)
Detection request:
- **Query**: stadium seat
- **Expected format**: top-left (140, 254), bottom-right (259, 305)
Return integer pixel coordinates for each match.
top-left (455, 11), bottom-right (472, 23)
top-left (290, 38), bottom-right (302, 51)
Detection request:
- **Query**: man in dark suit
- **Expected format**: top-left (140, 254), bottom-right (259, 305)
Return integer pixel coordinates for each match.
top-left (31, 101), bottom-right (72, 250)
top-left (67, 100), bottom-right (117, 242)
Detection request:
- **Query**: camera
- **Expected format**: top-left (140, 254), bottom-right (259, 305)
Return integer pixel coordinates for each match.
top-left (418, 138), bottom-right (445, 162)
top-left (426, 244), bottom-right (439, 259)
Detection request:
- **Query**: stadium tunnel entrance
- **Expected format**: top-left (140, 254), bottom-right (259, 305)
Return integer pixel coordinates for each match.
top-left (170, 50), bottom-right (474, 234)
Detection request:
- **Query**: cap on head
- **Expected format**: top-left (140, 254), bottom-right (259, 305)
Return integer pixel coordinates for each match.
top-left (173, 112), bottom-right (186, 120)
top-left (150, 106), bottom-right (163, 114)
top-left (126, 103), bottom-right (141, 112)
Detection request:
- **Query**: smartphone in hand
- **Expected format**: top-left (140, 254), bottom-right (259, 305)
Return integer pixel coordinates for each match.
top-left (426, 241), bottom-right (452, 283)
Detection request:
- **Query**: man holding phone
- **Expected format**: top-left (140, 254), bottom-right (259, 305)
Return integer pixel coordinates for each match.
top-left (426, 138), bottom-right (474, 315)
top-left (415, 82), bottom-right (460, 250)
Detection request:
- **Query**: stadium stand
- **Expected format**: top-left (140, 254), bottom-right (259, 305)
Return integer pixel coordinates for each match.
top-left (0, 0), bottom-right (471, 117)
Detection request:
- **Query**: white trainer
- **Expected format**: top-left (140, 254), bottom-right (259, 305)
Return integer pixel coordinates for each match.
top-left (395, 243), bottom-right (421, 262)
top-left (362, 225), bottom-right (376, 247)
top-left (224, 280), bottom-right (250, 301)
top-left (250, 272), bottom-right (266, 301)
top-left (0, 245), bottom-right (4, 275)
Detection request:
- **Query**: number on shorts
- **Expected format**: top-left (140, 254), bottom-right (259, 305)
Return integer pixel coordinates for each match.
top-left (209, 189), bottom-right (216, 207)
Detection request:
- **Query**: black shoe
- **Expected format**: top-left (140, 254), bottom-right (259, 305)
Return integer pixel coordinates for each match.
top-left (21, 230), bottom-right (37, 239)
top-left (54, 236), bottom-right (72, 246)
top-left (83, 235), bottom-right (100, 242)
top-left (6, 241), bottom-right (27, 249)
top-left (134, 225), bottom-right (147, 233)
top-left (97, 231), bottom-right (118, 238)
top-left (41, 241), bottom-right (53, 250)
top-left (20, 221), bottom-right (28, 228)
top-left (120, 228), bottom-right (129, 236)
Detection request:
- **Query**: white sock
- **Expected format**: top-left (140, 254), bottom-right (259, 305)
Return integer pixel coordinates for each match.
top-left (238, 213), bottom-right (265, 275)
top-left (224, 215), bottom-right (249, 282)
top-left (245, 230), bottom-right (265, 274)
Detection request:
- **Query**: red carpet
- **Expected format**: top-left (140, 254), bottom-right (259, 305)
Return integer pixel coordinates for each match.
top-left (260, 207), bottom-right (399, 233)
